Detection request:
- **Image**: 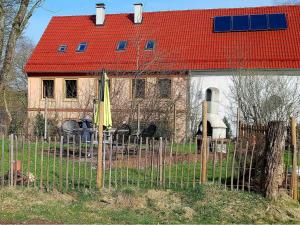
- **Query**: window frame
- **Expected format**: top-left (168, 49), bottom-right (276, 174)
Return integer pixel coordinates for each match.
top-left (58, 44), bottom-right (67, 53)
top-left (145, 40), bottom-right (156, 51)
top-left (41, 79), bottom-right (55, 99)
top-left (64, 79), bottom-right (78, 99)
top-left (76, 42), bottom-right (88, 52)
top-left (131, 78), bottom-right (146, 99)
top-left (157, 78), bottom-right (172, 99)
top-left (116, 40), bottom-right (128, 51)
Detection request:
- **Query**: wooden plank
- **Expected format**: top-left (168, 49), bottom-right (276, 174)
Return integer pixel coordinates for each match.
top-left (40, 138), bottom-right (44, 191)
top-left (126, 136), bottom-right (131, 186)
top-left (201, 101), bottom-right (208, 183)
top-left (163, 139), bottom-right (167, 189)
top-left (65, 136), bottom-right (70, 192)
top-left (53, 137), bottom-right (57, 191)
top-left (150, 137), bottom-right (154, 188)
top-left (231, 141), bottom-right (237, 190)
top-left (78, 136), bottom-right (81, 190)
top-left (89, 136), bottom-right (94, 189)
top-left (138, 137), bottom-right (142, 188)
top-left (1, 135), bottom-right (4, 187)
top-left (114, 135), bottom-right (119, 188)
top-left (9, 134), bottom-right (14, 187)
top-left (248, 140), bottom-right (256, 192)
top-left (242, 141), bottom-right (249, 191)
top-left (193, 137), bottom-right (197, 188)
top-left (169, 139), bottom-right (174, 188)
top-left (159, 137), bottom-right (163, 187)
top-left (21, 136), bottom-right (24, 187)
top-left (46, 137), bottom-right (51, 191)
top-left (34, 137), bottom-right (38, 189)
top-left (224, 140), bottom-right (231, 189)
top-left (59, 136), bottom-right (63, 192)
top-left (187, 139), bottom-right (191, 188)
top-left (84, 137), bottom-right (88, 188)
top-left (108, 135), bottom-right (112, 190)
top-left (219, 140), bottom-right (224, 185)
top-left (236, 142), bottom-right (242, 190)
top-left (14, 135), bottom-right (18, 187)
top-left (144, 137), bottom-right (148, 187)
top-left (72, 135), bottom-right (75, 190)
top-left (180, 141), bottom-right (184, 189)
top-left (121, 135), bottom-right (125, 186)
top-left (27, 139), bottom-right (31, 188)
top-left (212, 141), bottom-right (217, 183)
top-left (175, 142), bottom-right (178, 188)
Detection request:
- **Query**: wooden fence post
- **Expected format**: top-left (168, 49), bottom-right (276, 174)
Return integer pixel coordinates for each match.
top-left (10, 134), bottom-right (14, 187)
top-left (201, 101), bottom-right (208, 184)
top-left (159, 137), bottom-right (163, 186)
top-left (291, 117), bottom-right (298, 200)
top-left (97, 101), bottom-right (104, 190)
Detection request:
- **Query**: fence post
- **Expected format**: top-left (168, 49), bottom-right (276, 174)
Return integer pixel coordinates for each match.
top-left (159, 137), bottom-right (163, 186)
top-left (10, 134), bottom-right (14, 187)
top-left (97, 101), bottom-right (104, 190)
top-left (201, 101), bottom-right (208, 184)
top-left (291, 117), bottom-right (298, 200)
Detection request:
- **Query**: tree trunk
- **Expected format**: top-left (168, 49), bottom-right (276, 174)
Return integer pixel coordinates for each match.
top-left (0, 0), bottom-right (4, 59)
top-left (264, 121), bottom-right (285, 200)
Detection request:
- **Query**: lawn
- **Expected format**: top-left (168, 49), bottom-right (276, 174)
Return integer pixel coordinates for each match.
top-left (0, 184), bottom-right (300, 224)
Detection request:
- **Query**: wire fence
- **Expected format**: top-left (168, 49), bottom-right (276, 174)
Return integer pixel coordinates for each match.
top-left (0, 134), bottom-right (299, 200)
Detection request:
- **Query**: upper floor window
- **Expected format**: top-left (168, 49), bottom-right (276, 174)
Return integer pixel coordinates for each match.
top-left (65, 80), bottom-right (77, 98)
top-left (117, 41), bottom-right (127, 51)
top-left (43, 80), bottom-right (54, 98)
top-left (76, 42), bottom-right (88, 52)
top-left (132, 79), bottom-right (145, 99)
top-left (145, 40), bottom-right (155, 50)
top-left (58, 45), bottom-right (67, 53)
top-left (157, 79), bottom-right (171, 98)
top-left (206, 89), bottom-right (212, 102)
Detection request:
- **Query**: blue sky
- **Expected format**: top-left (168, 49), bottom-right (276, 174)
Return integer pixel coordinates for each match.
top-left (25, 0), bottom-right (275, 44)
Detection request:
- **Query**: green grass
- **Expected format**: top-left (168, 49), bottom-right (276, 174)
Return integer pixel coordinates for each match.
top-left (0, 184), bottom-right (300, 224)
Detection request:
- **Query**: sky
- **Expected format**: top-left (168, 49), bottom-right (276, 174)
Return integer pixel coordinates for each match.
top-left (25, 0), bottom-right (275, 44)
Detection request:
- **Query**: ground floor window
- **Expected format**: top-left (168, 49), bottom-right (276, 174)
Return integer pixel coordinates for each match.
top-left (65, 80), bottom-right (77, 98)
top-left (42, 80), bottom-right (54, 98)
top-left (157, 79), bottom-right (171, 98)
top-left (132, 79), bottom-right (145, 99)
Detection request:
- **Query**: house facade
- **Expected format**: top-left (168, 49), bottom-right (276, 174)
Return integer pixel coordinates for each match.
top-left (25, 4), bottom-right (300, 140)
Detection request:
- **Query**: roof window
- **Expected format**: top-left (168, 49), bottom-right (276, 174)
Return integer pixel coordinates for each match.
top-left (117, 41), bottom-right (127, 51)
top-left (76, 42), bottom-right (88, 52)
top-left (145, 40), bottom-right (155, 50)
top-left (58, 44), bottom-right (67, 52)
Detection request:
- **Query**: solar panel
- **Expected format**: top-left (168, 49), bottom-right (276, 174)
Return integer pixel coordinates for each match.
top-left (268, 13), bottom-right (287, 30)
top-left (232, 15), bottom-right (249, 31)
top-left (214, 16), bottom-right (232, 32)
top-left (250, 14), bottom-right (268, 30)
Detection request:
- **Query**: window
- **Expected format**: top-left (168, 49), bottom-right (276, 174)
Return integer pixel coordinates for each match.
top-left (132, 79), bottom-right (145, 98)
top-left (145, 40), bottom-right (155, 50)
top-left (58, 45), bottom-right (67, 52)
top-left (117, 41), bottom-right (127, 51)
top-left (65, 80), bottom-right (77, 98)
top-left (43, 80), bottom-right (54, 98)
top-left (206, 89), bottom-right (212, 102)
top-left (76, 42), bottom-right (87, 52)
top-left (157, 79), bottom-right (171, 98)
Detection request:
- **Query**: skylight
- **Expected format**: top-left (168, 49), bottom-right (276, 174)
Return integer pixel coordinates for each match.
top-left (214, 13), bottom-right (287, 33)
top-left (145, 40), bottom-right (155, 50)
top-left (58, 45), bottom-right (67, 52)
top-left (76, 42), bottom-right (88, 52)
top-left (117, 41), bottom-right (127, 51)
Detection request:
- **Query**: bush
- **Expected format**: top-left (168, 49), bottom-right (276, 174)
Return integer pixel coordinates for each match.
top-left (34, 112), bottom-right (59, 137)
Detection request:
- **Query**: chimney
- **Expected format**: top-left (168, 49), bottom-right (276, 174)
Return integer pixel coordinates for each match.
top-left (96, 3), bottom-right (105, 25)
top-left (134, 3), bottom-right (143, 24)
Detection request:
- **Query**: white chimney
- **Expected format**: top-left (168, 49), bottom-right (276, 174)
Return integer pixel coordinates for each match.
top-left (134, 3), bottom-right (143, 24)
top-left (96, 3), bottom-right (105, 25)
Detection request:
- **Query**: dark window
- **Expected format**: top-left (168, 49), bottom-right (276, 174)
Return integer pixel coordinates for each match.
top-left (65, 80), bottom-right (77, 98)
top-left (132, 79), bottom-right (145, 98)
top-left (58, 45), bottom-right (67, 52)
top-left (206, 89), bottom-right (212, 102)
top-left (43, 80), bottom-right (54, 98)
top-left (117, 41), bottom-right (127, 51)
top-left (232, 15), bottom-right (249, 31)
top-left (76, 42), bottom-right (87, 52)
top-left (250, 14), bottom-right (268, 30)
top-left (214, 16), bottom-right (232, 32)
top-left (145, 40), bottom-right (155, 50)
top-left (157, 79), bottom-right (171, 98)
top-left (268, 13), bottom-right (287, 30)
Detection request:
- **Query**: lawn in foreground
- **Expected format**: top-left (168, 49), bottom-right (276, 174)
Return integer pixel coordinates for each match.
top-left (0, 184), bottom-right (300, 224)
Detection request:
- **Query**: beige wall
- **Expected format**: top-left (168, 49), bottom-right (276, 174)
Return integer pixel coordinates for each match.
top-left (28, 75), bottom-right (188, 141)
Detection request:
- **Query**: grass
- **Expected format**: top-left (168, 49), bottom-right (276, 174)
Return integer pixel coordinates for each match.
top-left (0, 184), bottom-right (300, 224)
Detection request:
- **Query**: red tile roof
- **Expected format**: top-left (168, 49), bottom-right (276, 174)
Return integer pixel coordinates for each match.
top-left (25, 5), bottom-right (300, 74)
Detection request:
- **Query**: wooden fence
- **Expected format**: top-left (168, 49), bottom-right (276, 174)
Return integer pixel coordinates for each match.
top-left (0, 134), bottom-right (299, 200)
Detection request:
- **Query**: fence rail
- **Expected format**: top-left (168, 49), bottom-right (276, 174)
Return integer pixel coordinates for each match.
top-left (0, 134), bottom-right (299, 201)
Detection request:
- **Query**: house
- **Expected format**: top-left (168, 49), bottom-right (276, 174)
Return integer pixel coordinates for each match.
top-left (25, 3), bottom-right (300, 140)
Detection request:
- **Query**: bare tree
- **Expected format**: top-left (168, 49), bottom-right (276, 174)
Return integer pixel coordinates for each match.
top-left (0, 0), bottom-right (44, 124)
top-left (229, 71), bottom-right (300, 124)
